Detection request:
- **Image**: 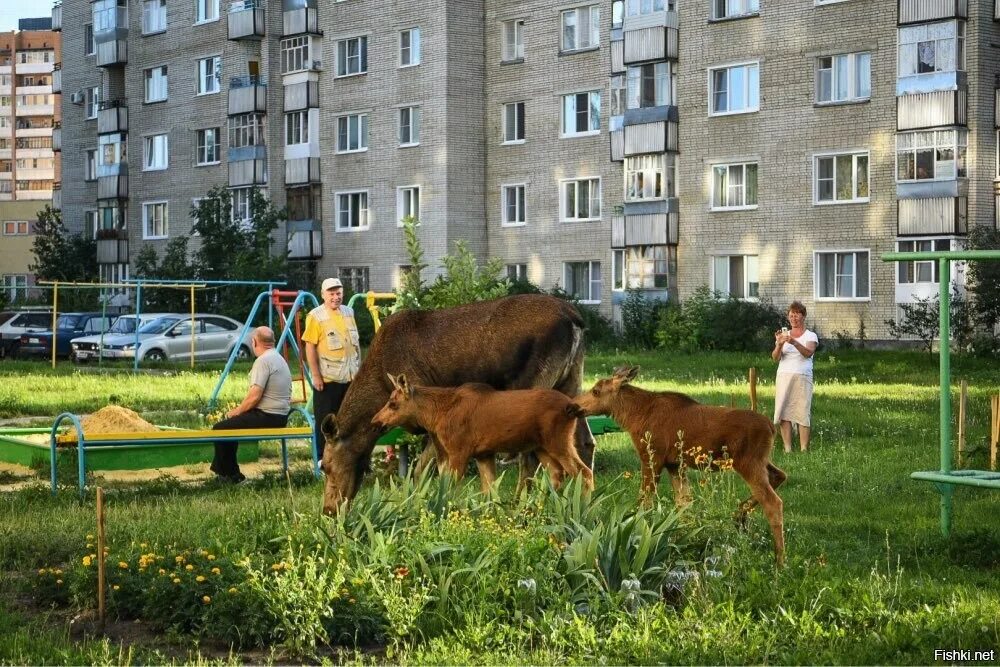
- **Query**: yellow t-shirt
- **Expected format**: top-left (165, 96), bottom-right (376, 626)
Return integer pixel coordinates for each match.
top-left (302, 305), bottom-right (360, 383)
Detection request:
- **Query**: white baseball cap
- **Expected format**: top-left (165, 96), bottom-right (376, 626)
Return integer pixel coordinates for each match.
top-left (321, 278), bottom-right (344, 292)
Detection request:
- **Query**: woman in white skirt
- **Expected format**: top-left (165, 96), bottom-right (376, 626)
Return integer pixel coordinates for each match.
top-left (771, 301), bottom-right (819, 452)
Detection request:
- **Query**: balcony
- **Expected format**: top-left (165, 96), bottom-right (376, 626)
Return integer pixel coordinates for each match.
top-left (611, 38), bottom-right (624, 74)
top-left (52, 2), bottom-right (62, 30)
top-left (94, 10), bottom-right (129, 68)
top-left (283, 7), bottom-right (319, 36)
top-left (284, 157), bottom-right (320, 185)
top-left (897, 90), bottom-right (966, 130)
top-left (229, 0), bottom-right (265, 39)
top-left (97, 100), bottom-right (128, 134)
top-left (898, 0), bottom-right (966, 25)
top-left (897, 196), bottom-right (967, 236)
top-left (623, 119), bottom-right (678, 156)
top-left (97, 163), bottom-right (128, 200)
top-left (52, 64), bottom-right (61, 93)
top-left (52, 182), bottom-right (61, 210)
top-left (97, 230), bottom-right (128, 264)
top-left (228, 146), bottom-right (267, 187)
top-left (283, 80), bottom-right (319, 110)
top-left (228, 76), bottom-right (267, 115)
top-left (15, 63), bottom-right (55, 75)
top-left (611, 209), bottom-right (679, 248)
top-left (610, 129), bottom-right (624, 162)
top-left (622, 9), bottom-right (678, 64)
top-left (51, 122), bottom-right (60, 151)
top-left (15, 104), bottom-right (54, 117)
top-left (287, 219), bottom-right (322, 259)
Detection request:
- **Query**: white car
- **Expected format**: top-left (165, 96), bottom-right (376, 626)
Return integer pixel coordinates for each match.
top-left (0, 310), bottom-right (52, 358)
top-left (69, 312), bottom-right (176, 363)
top-left (100, 314), bottom-right (252, 362)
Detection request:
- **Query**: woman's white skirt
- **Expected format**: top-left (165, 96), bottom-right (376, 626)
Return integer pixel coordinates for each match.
top-left (774, 372), bottom-right (813, 427)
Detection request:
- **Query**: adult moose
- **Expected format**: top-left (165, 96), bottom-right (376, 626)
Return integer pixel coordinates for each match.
top-left (319, 293), bottom-right (595, 514)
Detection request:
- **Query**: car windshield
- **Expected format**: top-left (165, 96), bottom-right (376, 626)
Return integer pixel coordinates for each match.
top-left (57, 315), bottom-right (82, 330)
top-left (138, 317), bottom-right (181, 335)
top-left (108, 317), bottom-right (138, 334)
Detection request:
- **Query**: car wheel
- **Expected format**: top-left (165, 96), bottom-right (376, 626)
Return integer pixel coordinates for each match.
top-left (145, 349), bottom-right (167, 362)
top-left (236, 345), bottom-right (252, 361)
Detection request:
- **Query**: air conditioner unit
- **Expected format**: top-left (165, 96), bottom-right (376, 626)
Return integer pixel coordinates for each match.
top-left (69, 91), bottom-right (85, 105)
top-left (311, 60), bottom-right (323, 71)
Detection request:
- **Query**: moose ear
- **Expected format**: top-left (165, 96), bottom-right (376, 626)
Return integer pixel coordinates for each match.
top-left (397, 374), bottom-right (413, 398)
top-left (320, 413), bottom-right (338, 441)
top-left (387, 372), bottom-right (401, 390)
top-left (623, 365), bottom-right (640, 383)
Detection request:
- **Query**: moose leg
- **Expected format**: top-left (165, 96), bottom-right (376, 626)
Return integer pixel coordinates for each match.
top-left (515, 450), bottom-right (541, 495)
top-left (535, 450), bottom-right (565, 489)
top-left (736, 462), bottom-right (787, 520)
top-left (736, 463), bottom-right (785, 566)
top-left (475, 456), bottom-right (497, 494)
top-left (413, 439), bottom-right (439, 478)
top-left (322, 445), bottom-right (364, 515)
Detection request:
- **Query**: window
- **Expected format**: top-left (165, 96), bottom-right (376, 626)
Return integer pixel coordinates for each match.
top-left (196, 128), bottom-right (220, 165)
top-left (712, 255), bottom-right (759, 299)
top-left (896, 130), bottom-right (967, 181)
top-left (815, 250), bottom-right (870, 300)
top-left (143, 134), bottom-right (168, 171)
top-left (85, 87), bottom-right (101, 119)
top-left (610, 75), bottom-right (626, 118)
top-left (84, 210), bottom-right (99, 239)
top-left (501, 184), bottom-right (526, 226)
top-left (502, 19), bottom-right (524, 61)
top-left (625, 154), bottom-right (675, 201)
top-left (507, 264), bottom-right (528, 281)
top-left (285, 111), bottom-right (309, 146)
top-left (92, 0), bottom-right (126, 34)
top-left (337, 191), bottom-right (370, 230)
top-left (564, 261), bottom-right (602, 303)
top-left (709, 62), bottom-right (759, 115)
top-left (142, 201), bottom-right (168, 239)
top-left (142, 0), bottom-right (166, 34)
top-left (561, 5), bottom-right (600, 52)
top-left (616, 246), bottom-right (672, 290)
top-left (197, 56), bottom-right (221, 95)
top-left (561, 178), bottom-right (601, 221)
top-left (400, 28), bottom-right (420, 67)
top-left (204, 317), bottom-right (238, 333)
top-left (625, 0), bottom-right (672, 17)
top-left (397, 185), bottom-right (420, 224)
top-left (337, 36), bottom-right (368, 77)
top-left (286, 186), bottom-right (321, 221)
top-left (815, 152), bottom-right (869, 204)
top-left (231, 187), bottom-right (251, 223)
top-left (627, 62), bottom-right (675, 109)
top-left (897, 239), bottom-right (952, 284)
top-left (228, 113), bottom-right (265, 148)
top-left (196, 0), bottom-right (219, 23)
top-left (85, 150), bottom-right (98, 180)
top-left (399, 106), bottom-right (420, 146)
top-left (84, 24), bottom-right (95, 55)
top-left (711, 162), bottom-right (757, 209)
top-left (97, 133), bottom-right (125, 176)
top-left (2, 275), bottom-right (28, 303)
top-left (561, 91), bottom-right (601, 137)
top-left (2, 221), bottom-right (29, 235)
top-left (144, 65), bottom-right (168, 103)
top-left (898, 21), bottom-right (965, 77)
top-left (339, 267), bottom-right (370, 294)
top-left (337, 114), bottom-right (368, 153)
top-left (712, 0), bottom-right (758, 20)
top-left (502, 102), bottom-right (525, 143)
top-left (817, 52), bottom-right (870, 103)
top-left (280, 36), bottom-right (311, 74)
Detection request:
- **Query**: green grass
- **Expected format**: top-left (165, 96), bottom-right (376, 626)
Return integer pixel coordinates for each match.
top-left (1, 350), bottom-right (999, 664)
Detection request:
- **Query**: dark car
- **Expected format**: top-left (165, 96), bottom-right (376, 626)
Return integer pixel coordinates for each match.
top-left (0, 310), bottom-right (53, 358)
top-left (19, 312), bottom-right (115, 359)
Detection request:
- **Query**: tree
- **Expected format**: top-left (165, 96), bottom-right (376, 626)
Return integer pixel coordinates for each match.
top-left (29, 205), bottom-right (98, 311)
top-left (965, 225), bottom-right (1000, 331)
top-left (132, 236), bottom-right (194, 312)
top-left (885, 288), bottom-right (971, 353)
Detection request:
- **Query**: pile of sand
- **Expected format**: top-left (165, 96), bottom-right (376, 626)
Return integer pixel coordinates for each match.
top-left (65, 406), bottom-right (159, 440)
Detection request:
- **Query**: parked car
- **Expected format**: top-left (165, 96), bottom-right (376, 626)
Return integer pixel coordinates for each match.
top-left (0, 310), bottom-right (52, 358)
top-left (99, 314), bottom-right (251, 362)
top-left (18, 313), bottom-right (116, 359)
top-left (69, 312), bottom-right (176, 363)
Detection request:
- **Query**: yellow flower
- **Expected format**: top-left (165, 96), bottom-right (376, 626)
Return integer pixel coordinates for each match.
top-left (206, 554), bottom-right (216, 561)
top-left (118, 562), bottom-right (128, 569)
top-left (623, 471), bottom-right (633, 479)
top-left (56, 579), bottom-right (63, 585)
top-left (175, 556), bottom-right (184, 563)
top-left (86, 543), bottom-right (93, 549)
top-left (37, 568), bottom-right (45, 575)
top-left (82, 556), bottom-right (93, 567)
top-left (196, 575), bottom-right (206, 583)
top-left (86, 534), bottom-right (94, 540)
top-left (140, 543), bottom-right (148, 548)
top-left (202, 595), bottom-right (211, 604)
top-left (228, 587), bottom-right (238, 594)
top-left (172, 578), bottom-right (181, 584)
top-left (185, 564), bottom-right (194, 571)
top-left (211, 567), bottom-right (221, 575)
top-left (112, 585), bottom-right (120, 591)
top-left (158, 568), bottom-right (166, 575)
top-left (349, 598), bottom-right (356, 604)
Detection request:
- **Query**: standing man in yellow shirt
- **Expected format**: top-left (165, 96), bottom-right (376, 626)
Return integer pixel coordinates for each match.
top-left (302, 277), bottom-right (361, 460)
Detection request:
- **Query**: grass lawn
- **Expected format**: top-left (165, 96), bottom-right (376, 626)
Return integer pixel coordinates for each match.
top-left (1, 350), bottom-right (999, 665)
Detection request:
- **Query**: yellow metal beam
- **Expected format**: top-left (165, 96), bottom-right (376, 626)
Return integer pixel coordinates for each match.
top-left (55, 426), bottom-right (313, 444)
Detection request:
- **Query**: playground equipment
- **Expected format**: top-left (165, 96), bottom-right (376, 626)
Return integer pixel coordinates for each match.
top-left (882, 250), bottom-right (1000, 536)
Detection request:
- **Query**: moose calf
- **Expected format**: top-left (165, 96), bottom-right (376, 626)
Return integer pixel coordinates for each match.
top-left (370, 374), bottom-right (595, 494)
top-left (574, 366), bottom-right (787, 565)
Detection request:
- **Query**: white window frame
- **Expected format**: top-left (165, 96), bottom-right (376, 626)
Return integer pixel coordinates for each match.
top-left (710, 162), bottom-right (758, 210)
top-left (502, 19), bottom-right (525, 61)
top-left (814, 249), bottom-right (871, 302)
top-left (285, 110), bottom-right (309, 146)
top-left (1, 221), bottom-right (29, 235)
top-left (560, 177), bottom-right (601, 222)
top-left (336, 190), bottom-right (370, 232)
top-left (895, 129), bottom-right (967, 182)
top-left (563, 260), bottom-right (602, 304)
top-left (814, 151), bottom-right (870, 205)
top-left (280, 35), bottom-right (312, 74)
top-left (399, 27), bottom-right (420, 68)
top-left (612, 249), bottom-right (625, 291)
top-left (84, 23), bottom-right (95, 56)
top-left (561, 90), bottom-right (601, 138)
top-left (625, 154), bottom-right (675, 202)
top-left (195, 0), bottom-right (219, 24)
top-left (396, 185), bottom-right (421, 226)
top-left (816, 52), bottom-right (870, 104)
top-left (561, 5), bottom-right (600, 52)
top-left (197, 56), bottom-right (221, 95)
top-left (895, 238), bottom-right (953, 285)
top-left (502, 101), bottom-right (525, 144)
top-left (141, 0), bottom-right (166, 35)
top-left (708, 61), bottom-right (760, 116)
top-left (85, 149), bottom-right (98, 181)
top-left (144, 65), bottom-right (168, 103)
top-left (897, 21), bottom-right (965, 78)
top-left (625, 0), bottom-right (673, 17)
top-left (336, 36), bottom-right (368, 78)
top-left (142, 201), bottom-right (169, 240)
top-left (143, 134), bottom-right (169, 171)
top-left (337, 113), bottom-right (369, 153)
top-left (506, 263), bottom-right (528, 281)
top-left (398, 106), bottom-right (420, 147)
top-left (712, 0), bottom-right (759, 20)
top-left (626, 61), bottom-right (676, 109)
top-left (501, 183), bottom-right (527, 227)
top-left (196, 127), bottom-right (220, 166)
top-left (711, 254), bottom-right (759, 300)
top-left (85, 86), bottom-right (101, 119)
top-left (231, 187), bottom-right (251, 224)
top-left (2, 275), bottom-right (28, 303)
top-left (339, 266), bottom-right (370, 294)
top-left (84, 210), bottom-right (99, 239)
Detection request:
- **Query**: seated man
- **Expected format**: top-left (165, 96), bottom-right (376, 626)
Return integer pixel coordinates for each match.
top-left (211, 326), bottom-right (291, 483)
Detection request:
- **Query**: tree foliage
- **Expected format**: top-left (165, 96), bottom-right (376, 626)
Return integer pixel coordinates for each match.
top-left (28, 205), bottom-right (99, 310)
top-left (965, 225), bottom-right (1000, 331)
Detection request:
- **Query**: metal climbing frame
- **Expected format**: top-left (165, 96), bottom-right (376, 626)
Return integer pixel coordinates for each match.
top-left (881, 250), bottom-right (1000, 536)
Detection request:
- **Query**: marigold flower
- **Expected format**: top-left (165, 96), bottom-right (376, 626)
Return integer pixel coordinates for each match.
top-left (158, 568), bottom-right (166, 575)
top-left (175, 556), bottom-right (184, 563)
top-left (56, 579), bottom-right (63, 585)
top-left (228, 587), bottom-right (238, 594)
top-left (172, 578), bottom-right (181, 584)
top-left (196, 575), bottom-right (206, 583)
top-left (112, 585), bottom-right (120, 591)
top-left (202, 595), bottom-right (212, 604)
top-left (394, 566), bottom-right (410, 579)
top-left (140, 543), bottom-right (147, 548)
top-left (349, 598), bottom-right (356, 604)
top-left (206, 554), bottom-right (216, 561)
top-left (118, 562), bottom-right (128, 569)
top-left (86, 534), bottom-right (94, 540)
top-left (82, 556), bottom-right (93, 567)
top-left (623, 471), bottom-right (633, 479)
top-left (37, 568), bottom-right (45, 575)
top-left (185, 564), bottom-right (194, 571)
top-left (211, 567), bottom-right (221, 575)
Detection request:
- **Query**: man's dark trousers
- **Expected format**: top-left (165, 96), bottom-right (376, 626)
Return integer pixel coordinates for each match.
top-left (211, 409), bottom-right (288, 479)
top-left (313, 381), bottom-right (350, 461)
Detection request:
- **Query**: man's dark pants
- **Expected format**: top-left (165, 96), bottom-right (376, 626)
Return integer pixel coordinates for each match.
top-left (211, 409), bottom-right (288, 480)
top-left (313, 381), bottom-right (350, 461)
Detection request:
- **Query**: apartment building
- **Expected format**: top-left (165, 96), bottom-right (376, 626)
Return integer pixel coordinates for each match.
top-left (0, 22), bottom-right (60, 302)
top-left (53, 0), bottom-right (1000, 338)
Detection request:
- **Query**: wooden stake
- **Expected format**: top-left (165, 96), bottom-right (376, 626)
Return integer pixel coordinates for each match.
top-left (729, 394), bottom-right (736, 408)
top-left (97, 487), bottom-right (106, 627)
top-left (991, 394), bottom-right (999, 472)
top-left (957, 379), bottom-right (967, 467)
top-left (749, 367), bottom-right (758, 412)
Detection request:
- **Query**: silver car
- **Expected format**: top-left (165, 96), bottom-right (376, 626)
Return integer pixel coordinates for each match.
top-left (101, 314), bottom-right (251, 362)
top-left (69, 312), bottom-right (176, 363)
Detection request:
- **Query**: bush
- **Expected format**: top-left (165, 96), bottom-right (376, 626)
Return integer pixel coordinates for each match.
top-left (621, 289), bottom-right (668, 350)
top-left (885, 288), bottom-right (972, 353)
top-left (655, 287), bottom-right (784, 352)
top-left (548, 288), bottom-right (618, 350)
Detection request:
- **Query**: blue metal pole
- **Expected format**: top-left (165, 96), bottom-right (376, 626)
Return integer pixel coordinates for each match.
top-left (206, 290), bottom-right (269, 410)
top-left (133, 281), bottom-right (143, 373)
top-left (50, 413), bottom-right (84, 496)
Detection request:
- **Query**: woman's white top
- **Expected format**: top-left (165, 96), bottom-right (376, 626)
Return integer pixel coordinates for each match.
top-left (777, 329), bottom-right (819, 378)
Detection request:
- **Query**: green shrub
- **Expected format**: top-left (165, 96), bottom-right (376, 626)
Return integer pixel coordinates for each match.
top-left (621, 289), bottom-right (667, 350)
top-left (655, 286), bottom-right (783, 352)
